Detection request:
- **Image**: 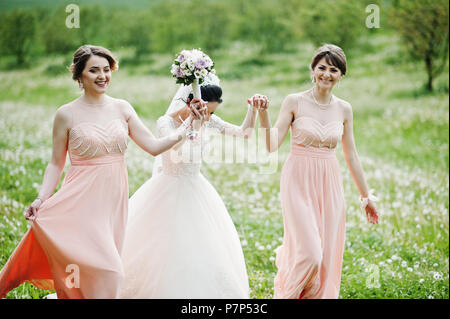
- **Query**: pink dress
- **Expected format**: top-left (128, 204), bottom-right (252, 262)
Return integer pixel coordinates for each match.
top-left (273, 92), bottom-right (346, 299)
top-left (0, 110), bottom-right (129, 299)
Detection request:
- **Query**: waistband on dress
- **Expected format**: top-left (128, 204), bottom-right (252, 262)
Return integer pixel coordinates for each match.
top-left (290, 144), bottom-right (336, 159)
top-left (70, 154), bottom-right (125, 166)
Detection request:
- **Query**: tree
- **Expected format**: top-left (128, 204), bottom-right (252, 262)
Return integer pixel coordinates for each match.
top-left (392, 0), bottom-right (449, 91)
top-left (0, 9), bottom-right (36, 65)
top-left (77, 5), bottom-right (108, 45)
top-left (186, 0), bottom-right (231, 53)
top-left (123, 10), bottom-right (153, 59)
top-left (41, 5), bottom-right (82, 54)
top-left (229, 0), bottom-right (293, 54)
top-left (299, 0), bottom-right (366, 51)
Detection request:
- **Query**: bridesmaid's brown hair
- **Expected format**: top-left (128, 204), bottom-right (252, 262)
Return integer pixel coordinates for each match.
top-left (310, 44), bottom-right (347, 76)
top-left (69, 45), bottom-right (118, 81)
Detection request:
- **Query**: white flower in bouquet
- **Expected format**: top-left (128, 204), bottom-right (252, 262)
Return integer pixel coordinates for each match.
top-left (200, 69), bottom-right (208, 78)
top-left (187, 60), bottom-right (195, 71)
top-left (171, 48), bottom-right (215, 87)
top-left (170, 64), bottom-right (179, 76)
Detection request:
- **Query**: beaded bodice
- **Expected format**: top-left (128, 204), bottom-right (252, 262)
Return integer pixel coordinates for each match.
top-left (68, 119), bottom-right (129, 161)
top-left (291, 117), bottom-right (343, 149)
top-left (291, 92), bottom-right (344, 149)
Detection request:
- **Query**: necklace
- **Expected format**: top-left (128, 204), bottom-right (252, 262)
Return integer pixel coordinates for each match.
top-left (312, 87), bottom-right (333, 110)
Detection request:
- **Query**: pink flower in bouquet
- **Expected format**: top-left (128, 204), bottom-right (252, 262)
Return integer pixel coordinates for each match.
top-left (176, 54), bottom-right (185, 63)
top-left (195, 59), bottom-right (207, 69)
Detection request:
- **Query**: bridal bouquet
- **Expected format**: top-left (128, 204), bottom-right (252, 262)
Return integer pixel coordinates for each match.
top-left (171, 49), bottom-right (215, 98)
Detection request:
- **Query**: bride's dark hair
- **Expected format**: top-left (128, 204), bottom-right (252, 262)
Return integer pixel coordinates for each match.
top-left (187, 85), bottom-right (223, 103)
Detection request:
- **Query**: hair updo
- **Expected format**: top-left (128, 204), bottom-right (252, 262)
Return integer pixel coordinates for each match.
top-left (69, 45), bottom-right (118, 81)
top-left (188, 85), bottom-right (223, 103)
top-left (310, 44), bottom-right (347, 76)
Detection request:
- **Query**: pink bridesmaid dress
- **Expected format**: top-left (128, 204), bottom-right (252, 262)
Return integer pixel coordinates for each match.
top-left (0, 102), bottom-right (129, 299)
top-left (274, 92), bottom-right (346, 299)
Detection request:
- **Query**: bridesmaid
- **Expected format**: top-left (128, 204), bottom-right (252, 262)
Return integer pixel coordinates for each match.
top-left (257, 44), bottom-right (379, 299)
top-left (0, 45), bottom-right (194, 299)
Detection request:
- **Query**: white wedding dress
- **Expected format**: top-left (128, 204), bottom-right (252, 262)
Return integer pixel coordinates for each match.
top-left (120, 114), bottom-right (250, 299)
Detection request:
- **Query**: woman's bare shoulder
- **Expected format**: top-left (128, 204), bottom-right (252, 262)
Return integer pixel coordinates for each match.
top-left (333, 95), bottom-right (353, 120)
top-left (54, 102), bottom-right (74, 125)
top-left (110, 96), bottom-right (135, 120)
top-left (282, 92), bottom-right (302, 112)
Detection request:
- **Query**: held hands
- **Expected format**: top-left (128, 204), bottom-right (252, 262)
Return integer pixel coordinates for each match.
top-left (25, 198), bottom-right (43, 221)
top-left (248, 94), bottom-right (269, 111)
top-left (187, 98), bottom-right (209, 122)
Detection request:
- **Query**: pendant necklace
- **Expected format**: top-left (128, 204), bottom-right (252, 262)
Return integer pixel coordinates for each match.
top-left (312, 87), bottom-right (333, 110)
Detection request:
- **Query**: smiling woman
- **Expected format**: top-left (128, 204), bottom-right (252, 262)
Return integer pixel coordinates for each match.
top-left (70, 45), bottom-right (118, 94)
top-left (0, 44), bottom-right (196, 299)
top-left (257, 43), bottom-right (380, 299)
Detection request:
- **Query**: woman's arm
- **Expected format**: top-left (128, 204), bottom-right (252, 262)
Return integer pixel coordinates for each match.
top-left (123, 100), bottom-right (191, 156)
top-left (341, 102), bottom-right (379, 224)
top-left (157, 111), bottom-right (191, 152)
top-left (25, 106), bottom-right (71, 220)
top-left (258, 94), bottom-right (296, 153)
top-left (207, 101), bottom-right (258, 139)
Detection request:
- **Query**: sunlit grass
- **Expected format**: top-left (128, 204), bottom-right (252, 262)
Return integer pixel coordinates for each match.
top-left (0, 34), bottom-right (448, 299)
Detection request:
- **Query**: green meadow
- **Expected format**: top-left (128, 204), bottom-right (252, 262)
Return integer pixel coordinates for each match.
top-left (0, 32), bottom-right (448, 298)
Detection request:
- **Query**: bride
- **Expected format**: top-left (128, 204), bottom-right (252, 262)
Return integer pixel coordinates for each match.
top-left (120, 74), bottom-right (261, 298)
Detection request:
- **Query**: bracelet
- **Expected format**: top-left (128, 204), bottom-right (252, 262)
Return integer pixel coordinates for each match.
top-left (360, 190), bottom-right (378, 210)
top-left (36, 197), bottom-right (43, 204)
top-left (178, 115), bottom-right (191, 129)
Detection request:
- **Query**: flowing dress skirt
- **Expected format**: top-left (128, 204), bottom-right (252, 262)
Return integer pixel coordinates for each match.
top-left (274, 144), bottom-right (346, 299)
top-left (0, 155), bottom-right (128, 299)
top-left (120, 171), bottom-right (249, 299)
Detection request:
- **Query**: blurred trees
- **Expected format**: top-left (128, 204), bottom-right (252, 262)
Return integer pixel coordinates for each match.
top-left (0, 0), bottom-right (448, 91)
top-left (391, 0), bottom-right (449, 91)
top-left (0, 9), bottom-right (36, 65)
top-left (0, 0), bottom-right (374, 59)
top-left (40, 6), bottom-right (81, 54)
top-left (299, 0), bottom-right (367, 51)
top-left (229, 0), bottom-right (293, 53)
top-left (121, 10), bottom-right (153, 59)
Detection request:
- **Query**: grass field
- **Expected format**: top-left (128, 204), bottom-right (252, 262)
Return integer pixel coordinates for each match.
top-left (0, 33), bottom-right (448, 299)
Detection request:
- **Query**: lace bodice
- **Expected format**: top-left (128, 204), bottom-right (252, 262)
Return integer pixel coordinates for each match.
top-left (156, 114), bottom-right (243, 176)
top-left (68, 119), bottom-right (129, 161)
top-left (291, 92), bottom-right (344, 149)
top-left (157, 115), bottom-right (202, 177)
top-left (156, 114), bottom-right (233, 176)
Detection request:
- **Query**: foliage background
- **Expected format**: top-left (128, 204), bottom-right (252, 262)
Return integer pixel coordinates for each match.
top-left (0, 0), bottom-right (448, 299)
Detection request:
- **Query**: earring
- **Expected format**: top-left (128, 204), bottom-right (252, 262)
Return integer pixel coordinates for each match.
top-left (311, 76), bottom-right (316, 83)
top-left (337, 79), bottom-right (341, 88)
top-left (79, 81), bottom-right (84, 89)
